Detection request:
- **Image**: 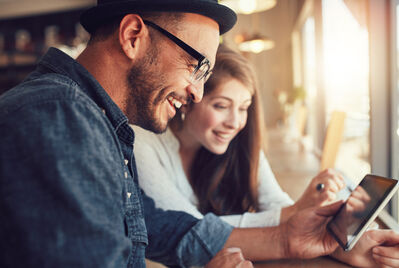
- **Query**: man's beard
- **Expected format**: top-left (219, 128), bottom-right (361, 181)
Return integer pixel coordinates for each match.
top-left (125, 46), bottom-right (169, 134)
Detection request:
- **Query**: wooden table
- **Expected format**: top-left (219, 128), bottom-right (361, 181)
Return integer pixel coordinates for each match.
top-left (255, 256), bottom-right (352, 267)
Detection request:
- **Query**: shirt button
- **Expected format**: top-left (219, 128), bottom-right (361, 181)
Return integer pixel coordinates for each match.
top-left (101, 109), bottom-right (106, 115)
top-left (124, 159), bottom-right (128, 165)
top-left (127, 192), bottom-right (132, 198)
top-left (124, 171), bottom-right (128, 179)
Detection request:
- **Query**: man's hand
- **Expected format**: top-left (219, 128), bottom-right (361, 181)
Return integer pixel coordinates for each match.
top-left (332, 229), bottom-right (399, 267)
top-left (205, 248), bottom-right (253, 268)
top-left (283, 201), bottom-right (344, 259)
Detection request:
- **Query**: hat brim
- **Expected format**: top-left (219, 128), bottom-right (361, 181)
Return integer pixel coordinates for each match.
top-left (80, 1), bottom-right (237, 34)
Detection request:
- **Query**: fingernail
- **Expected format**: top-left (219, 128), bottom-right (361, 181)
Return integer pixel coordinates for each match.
top-left (373, 247), bottom-right (379, 254)
top-left (226, 247), bottom-right (241, 253)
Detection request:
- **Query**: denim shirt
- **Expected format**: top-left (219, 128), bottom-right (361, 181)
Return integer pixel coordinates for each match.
top-left (0, 48), bottom-right (233, 267)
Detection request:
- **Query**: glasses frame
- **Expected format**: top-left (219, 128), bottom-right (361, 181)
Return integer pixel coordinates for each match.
top-left (143, 20), bottom-right (212, 82)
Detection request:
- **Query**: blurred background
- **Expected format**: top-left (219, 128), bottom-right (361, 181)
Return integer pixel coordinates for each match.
top-left (0, 0), bottom-right (398, 227)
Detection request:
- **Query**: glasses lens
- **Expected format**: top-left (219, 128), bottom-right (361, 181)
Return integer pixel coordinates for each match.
top-left (193, 62), bottom-right (209, 81)
top-left (204, 70), bottom-right (212, 83)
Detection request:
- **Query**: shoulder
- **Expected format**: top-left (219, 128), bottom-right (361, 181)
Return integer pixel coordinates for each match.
top-left (0, 73), bottom-right (117, 158)
top-left (257, 150), bottom-right (278, 184)
top-left (258, 150), bottom-right (271, 168)
top-left (0, 72), bottom-right (99, 123)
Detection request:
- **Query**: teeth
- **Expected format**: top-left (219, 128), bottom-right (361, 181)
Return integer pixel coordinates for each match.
top-left (174, 101), bottom-right (182, 109)
top-left (167, 96), bottom-right (182, 109)
top-left (216, 132), bottom-right (231, 139)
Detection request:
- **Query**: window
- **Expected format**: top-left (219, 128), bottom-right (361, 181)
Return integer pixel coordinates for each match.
top-left (321, 0), bottom-right (371, 182)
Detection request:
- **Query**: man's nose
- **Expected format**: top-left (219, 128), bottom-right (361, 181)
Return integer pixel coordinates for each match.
top-left (187, 82), bottom-right (204, 103)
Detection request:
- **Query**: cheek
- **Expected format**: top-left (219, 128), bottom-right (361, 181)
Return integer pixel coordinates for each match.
top-left (189, 107), bottom-right (223, 133)
top-left (198, 109), bottom-right (224, 131)
top-left (238, 114), bottom-right (248, 131)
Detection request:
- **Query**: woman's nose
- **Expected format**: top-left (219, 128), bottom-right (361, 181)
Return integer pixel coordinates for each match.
top-left (224, 110), bottom-right (240, 129)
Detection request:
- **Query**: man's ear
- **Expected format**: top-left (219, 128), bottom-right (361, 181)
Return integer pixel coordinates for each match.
top-left (119, 14), bottom-right (148, 60)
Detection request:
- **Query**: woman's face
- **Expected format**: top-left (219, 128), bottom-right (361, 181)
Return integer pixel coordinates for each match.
top-left (183, 78), bottom-right (252, 154)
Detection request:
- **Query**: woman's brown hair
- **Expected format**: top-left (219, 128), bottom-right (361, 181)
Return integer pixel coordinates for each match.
top-left (188, 44), bottom-right (265, 215)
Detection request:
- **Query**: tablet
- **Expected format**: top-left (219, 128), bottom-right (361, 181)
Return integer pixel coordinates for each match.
top-left (327, 174), bottom-right (399, 251)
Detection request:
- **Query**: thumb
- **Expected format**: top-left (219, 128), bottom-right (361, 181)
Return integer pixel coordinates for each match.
top-left (316, 200), bottom-right (344, 217)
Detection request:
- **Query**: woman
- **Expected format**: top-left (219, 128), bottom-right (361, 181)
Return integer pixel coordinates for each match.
top-left (133, 44), bottom-right (344, 228)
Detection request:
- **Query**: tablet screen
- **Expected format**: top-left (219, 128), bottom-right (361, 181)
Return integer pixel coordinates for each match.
top-left (327, 174), bottom-right (398, 250)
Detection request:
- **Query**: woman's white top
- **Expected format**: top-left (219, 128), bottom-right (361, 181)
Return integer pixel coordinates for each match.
top-left (132, 126), bottom-right (294, 228)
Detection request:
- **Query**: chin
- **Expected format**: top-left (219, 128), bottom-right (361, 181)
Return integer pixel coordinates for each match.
top-left (151, 122), bottom-right (168, 134)
top-left (208, 145), bottom-right (228, 155)
top-left (138, 118), bottom-right (168, 134)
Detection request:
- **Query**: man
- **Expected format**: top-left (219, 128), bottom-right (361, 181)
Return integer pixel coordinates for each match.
top-left (1, 1), bottom-right (396, 267)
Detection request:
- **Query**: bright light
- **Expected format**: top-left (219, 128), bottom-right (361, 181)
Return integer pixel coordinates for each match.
top-left (220, 0), bottom-right (276, 14)
top-left (239, 0), bottom-right (256, 14)
top-left (396, 127), bottom-right (399, 137)
top-left (238, 39), bottom-right (274, 53)
top-left (322, 0), bottom-right (369, 118)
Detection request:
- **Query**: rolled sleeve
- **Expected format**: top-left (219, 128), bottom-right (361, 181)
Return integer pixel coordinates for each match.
top-left (144, 191), bottom-right (233, 267)
top-left (176, 213), bottom-right (234, 266)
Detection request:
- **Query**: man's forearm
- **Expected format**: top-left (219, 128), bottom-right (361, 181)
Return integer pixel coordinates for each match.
top-left (223, 226), bottom-right (288, 261)
top-left (225, 201), bottom-right (345, 262)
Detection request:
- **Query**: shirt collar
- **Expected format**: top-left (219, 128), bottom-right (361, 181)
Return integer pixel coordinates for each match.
top-left (38, 47), bottom-right (132, 139)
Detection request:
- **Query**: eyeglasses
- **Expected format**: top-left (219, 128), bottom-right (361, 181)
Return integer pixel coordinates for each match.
top-left (143, 20), bottom-right (212, 83)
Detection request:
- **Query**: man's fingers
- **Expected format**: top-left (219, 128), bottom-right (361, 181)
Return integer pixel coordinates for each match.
top-left (206, 248), bottom-right (250, 268)
top-left (316, 200), bottom-right (344, 216)
top-left (219, 247), bottom-right (244, 257)
top-left (236, 260), bottom-right (254, 268)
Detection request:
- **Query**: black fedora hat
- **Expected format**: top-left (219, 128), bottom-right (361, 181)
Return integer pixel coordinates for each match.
top-left (80, 0), bottom-right (237, 34)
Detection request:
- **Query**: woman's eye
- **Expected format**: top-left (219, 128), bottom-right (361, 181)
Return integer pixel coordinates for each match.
top-left (214, 104), bottom-right (227, 109)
